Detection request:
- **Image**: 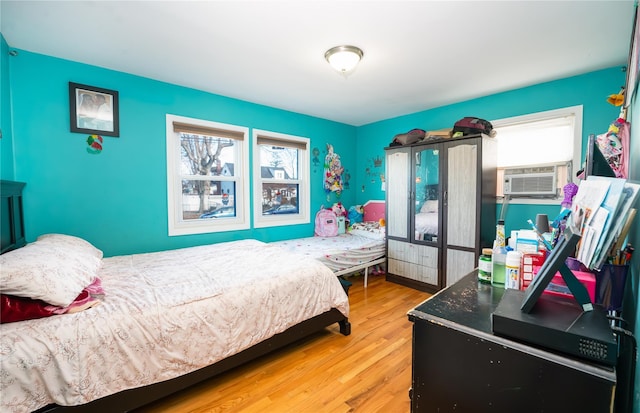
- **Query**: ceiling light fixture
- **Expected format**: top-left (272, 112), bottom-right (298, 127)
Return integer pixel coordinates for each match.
top-left (324, 45), bottom-right (363, 75)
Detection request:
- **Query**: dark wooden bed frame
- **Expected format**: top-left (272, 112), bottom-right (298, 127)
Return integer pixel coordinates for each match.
top-left (0, 180), bottom-right (351, 413)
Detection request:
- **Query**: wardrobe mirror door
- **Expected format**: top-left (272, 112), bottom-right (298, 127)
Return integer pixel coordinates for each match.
top-left (413, 147), bottom-right (439, 243)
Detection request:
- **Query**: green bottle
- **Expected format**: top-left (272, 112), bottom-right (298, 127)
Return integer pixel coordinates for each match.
top-left (492, 220), bottom-right (506, 287)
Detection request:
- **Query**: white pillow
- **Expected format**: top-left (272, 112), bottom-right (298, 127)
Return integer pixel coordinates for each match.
top-left (37, 233), bottom-right (103, 259)
top-left (0, 234), bottom-right (102, 307)
top-left (348, 228), bottom-right (385, 240)
top-left (420, 200), bottom-right (438, 213)
top-left (349, 221), bottom-right (386, 240)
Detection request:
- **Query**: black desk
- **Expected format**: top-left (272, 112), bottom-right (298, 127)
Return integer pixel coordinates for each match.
top-left (408, 271), bottom-right (616, 413)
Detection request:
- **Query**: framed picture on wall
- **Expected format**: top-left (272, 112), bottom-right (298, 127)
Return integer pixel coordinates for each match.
top-left (69, 82), bottom-right (120, 137)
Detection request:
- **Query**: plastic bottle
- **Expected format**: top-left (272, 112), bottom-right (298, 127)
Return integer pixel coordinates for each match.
top-left (478, 248), bottom-right (493, 283)
top-left (492, 248), bottom-right (506, 286)
top-left (492, 220), bottom-right (507, 287)
top-left (495, 219), bottom-right (505, 247)
top-left (505, 250), bottom-right (522, 289)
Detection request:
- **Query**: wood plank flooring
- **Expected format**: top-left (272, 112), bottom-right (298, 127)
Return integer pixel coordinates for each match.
top-left (134, 274), bottom-right (431, 413)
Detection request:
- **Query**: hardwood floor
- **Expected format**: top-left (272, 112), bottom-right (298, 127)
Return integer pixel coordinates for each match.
top-left (134, 274), bottom-right (431, 413)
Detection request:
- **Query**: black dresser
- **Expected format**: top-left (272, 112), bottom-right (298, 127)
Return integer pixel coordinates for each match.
top-left (408, 271), bottom-right (617, 412)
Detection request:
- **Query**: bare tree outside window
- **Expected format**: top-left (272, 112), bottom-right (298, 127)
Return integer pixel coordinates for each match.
top-left (167, 114), bottom-right (249, 235)
top-left (180, 134), bottom-right (235, 215)
top-left (261, 145), bottom-right (298, 179)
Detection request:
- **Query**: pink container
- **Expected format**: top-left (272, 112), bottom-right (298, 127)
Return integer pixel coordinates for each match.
top-left (543, 270), bottom-right (596, 303)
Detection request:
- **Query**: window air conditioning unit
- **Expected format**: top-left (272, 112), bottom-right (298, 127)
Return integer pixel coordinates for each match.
top-left (503, 166), bottom-right (557, 197)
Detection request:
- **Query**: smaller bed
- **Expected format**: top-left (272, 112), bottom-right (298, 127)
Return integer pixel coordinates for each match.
top-left (273, 201), bottom-right (386, 287)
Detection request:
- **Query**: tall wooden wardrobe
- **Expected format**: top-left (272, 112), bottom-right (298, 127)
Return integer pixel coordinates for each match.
top-left (384, 134), bottom-right (497, 293)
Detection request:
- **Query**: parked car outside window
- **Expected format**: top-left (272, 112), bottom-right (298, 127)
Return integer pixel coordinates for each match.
top-left (263, 204), bottom-right (298, 215)
top-left (200, 206), bottom-right (236, 219)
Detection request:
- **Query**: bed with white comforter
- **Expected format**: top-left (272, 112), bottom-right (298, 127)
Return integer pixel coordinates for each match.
top-left (0, 238), bottom-right (349, 413)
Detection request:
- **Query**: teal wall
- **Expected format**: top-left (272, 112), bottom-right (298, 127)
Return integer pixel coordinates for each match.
top-left (5, 44), bottom-right (624, 257)
top-left (6, 48), bottom-right (357, 256)
top-left (1, 36), bottom-right (14, 179)
top-left (355, 67), bottom-right (625, 235)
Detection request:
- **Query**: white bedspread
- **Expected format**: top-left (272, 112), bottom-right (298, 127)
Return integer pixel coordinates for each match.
top-left (273, 232), bottom-right (385, 272)
top-left (0, 240), bottom-right (349, 413)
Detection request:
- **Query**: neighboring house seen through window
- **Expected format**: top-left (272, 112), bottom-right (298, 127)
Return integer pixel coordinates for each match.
top-left (253, 129), bottom-right (310, 228)
top-left (166, 114), bottom-right (249, 235)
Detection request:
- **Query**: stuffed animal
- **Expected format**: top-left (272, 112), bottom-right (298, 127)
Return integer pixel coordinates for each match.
top-left (606, 88), bottom-right (625, 106)
top-left (348, 205), bottom-right (364, 224)
top-left (331, 202), bottom-right (347, 217)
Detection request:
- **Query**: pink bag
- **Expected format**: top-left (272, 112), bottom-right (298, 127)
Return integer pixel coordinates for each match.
top-left (314, 207), bottom-right (338, 237)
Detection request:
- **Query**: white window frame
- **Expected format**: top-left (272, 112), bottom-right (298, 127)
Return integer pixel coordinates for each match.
top-left (252, 129), bottom-right (310, 228)
top-left (491, 105), bottom-right (583, 205)
top-left (166, 114), bottom-right (250, 235)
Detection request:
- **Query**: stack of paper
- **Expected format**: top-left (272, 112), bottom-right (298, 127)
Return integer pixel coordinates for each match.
top-left (570, 176), bottom-right (639, 270)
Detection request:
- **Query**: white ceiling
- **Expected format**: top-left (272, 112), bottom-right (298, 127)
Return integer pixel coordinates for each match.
top-left (1, 1), bottom-right (635, 126)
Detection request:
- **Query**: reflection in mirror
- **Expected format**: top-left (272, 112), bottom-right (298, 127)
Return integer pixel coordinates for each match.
top-left (414, 148), bottom-right (439, 242)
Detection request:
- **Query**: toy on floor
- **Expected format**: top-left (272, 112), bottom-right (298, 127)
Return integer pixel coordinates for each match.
top-left (370, 264), bottom-right (386, 276)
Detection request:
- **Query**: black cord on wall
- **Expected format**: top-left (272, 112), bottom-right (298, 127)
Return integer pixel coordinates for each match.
top-left (611, 325), bottom-right (637, 413)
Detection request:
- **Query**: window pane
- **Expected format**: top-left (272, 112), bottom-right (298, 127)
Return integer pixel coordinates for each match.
top-left (181, 180), bottom-right (236, 220)
top-left (261, 183), bottom-right (299, 215)
top-left (495, 122), bottom-right (573, 168)
top-left (180, 134), bottom-right (236, 176)
top-left (490, 107), bottom-right (580, 201)
top-left (168, 114), bottom-right (249, 236)
top-left (259, 145), bottom-right (298, 180)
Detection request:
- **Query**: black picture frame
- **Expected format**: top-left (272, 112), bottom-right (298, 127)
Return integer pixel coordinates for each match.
top-left (69, 82), bottom-right (120, 137)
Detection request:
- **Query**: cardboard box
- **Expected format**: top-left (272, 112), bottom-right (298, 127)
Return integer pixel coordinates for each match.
top-left (520, 252), bottom-right (546, 289)
top-left (514, 230), bottom-right (539, 253)
top-left (426, 128), bottom-right (451, 138)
